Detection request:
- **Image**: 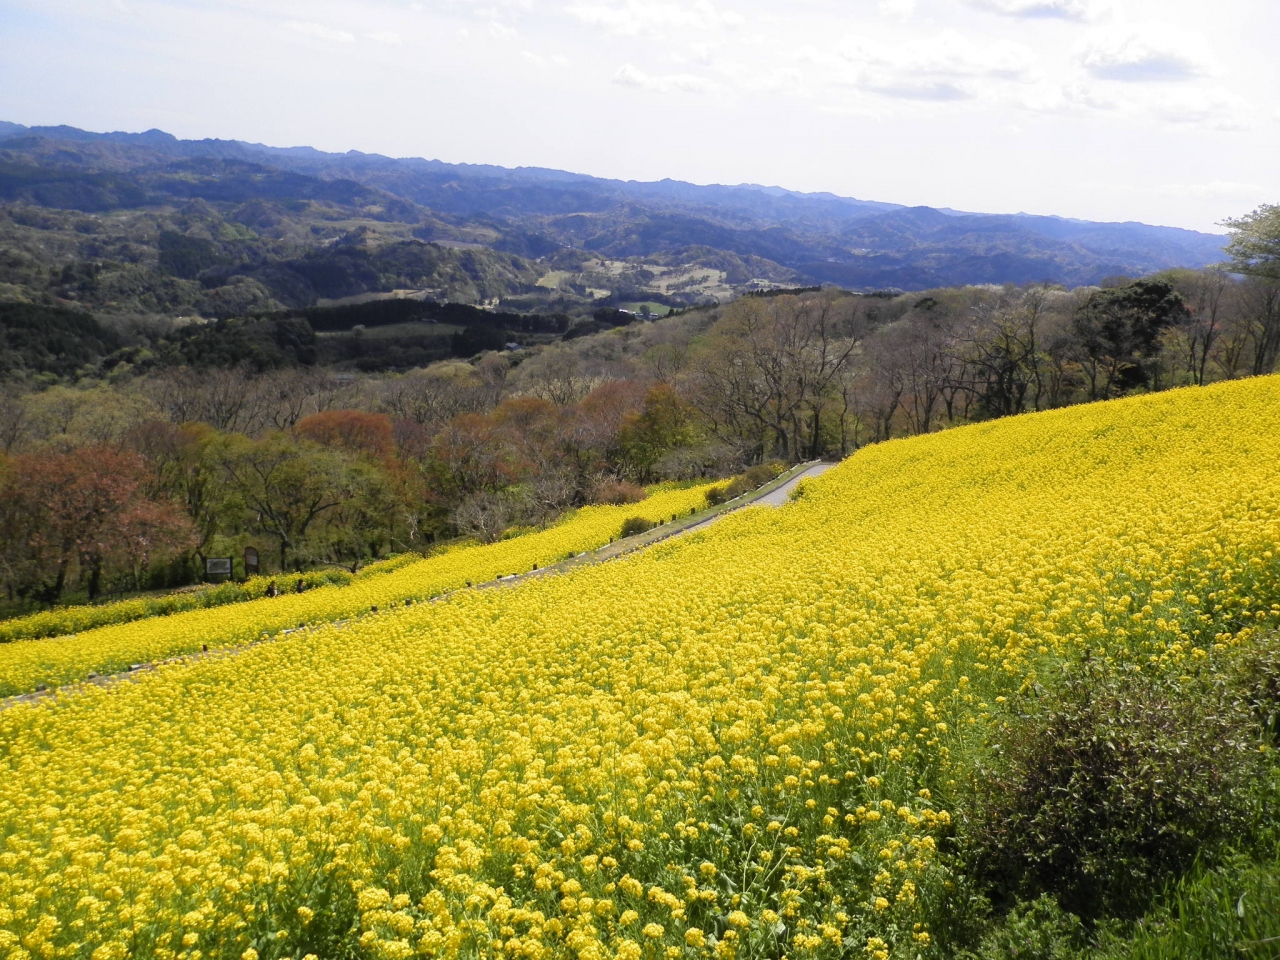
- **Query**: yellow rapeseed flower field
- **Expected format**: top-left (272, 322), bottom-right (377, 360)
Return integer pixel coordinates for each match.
top-left (1, 378), bottom-right (1279, 960)
top-left (0, 483), bottom-right (718, 696)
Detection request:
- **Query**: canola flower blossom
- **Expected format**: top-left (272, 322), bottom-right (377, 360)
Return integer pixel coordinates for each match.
top-left (1, 378), bottom-right (1279, 960)
top-left (0, 482), bottom-right (718, 696)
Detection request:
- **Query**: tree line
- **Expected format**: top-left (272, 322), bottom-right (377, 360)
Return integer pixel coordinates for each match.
top-left (683, 267), bottom-right (1276, 462)
top-left (0, 378), bottom-right (698, 607)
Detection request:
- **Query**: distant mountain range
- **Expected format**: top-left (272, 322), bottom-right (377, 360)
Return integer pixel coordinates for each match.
top-left (0, 120), bottom-right (1227, 297)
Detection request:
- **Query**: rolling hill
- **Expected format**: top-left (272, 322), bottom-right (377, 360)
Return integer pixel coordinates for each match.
top-left (0, 122), bottom-right (1227, 300)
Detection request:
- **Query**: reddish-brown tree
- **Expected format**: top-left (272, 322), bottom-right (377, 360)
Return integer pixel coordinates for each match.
top-left (559, 380), bottom-right (649, 487)
top-left (0, 448), bottom-right (196, 603)
top-left (295, 410), bottom-right (396, 463)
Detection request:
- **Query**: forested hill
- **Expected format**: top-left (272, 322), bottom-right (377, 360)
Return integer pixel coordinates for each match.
top-left (0, 121), bottom-right (1225, 292)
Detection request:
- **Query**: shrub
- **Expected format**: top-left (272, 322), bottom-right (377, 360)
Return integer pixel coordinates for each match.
top-left (704, 484), bottom-right (731, 507)
top-left (713, 462), bottom-right (789, 504)
top-left (964, 650), bottom-right (1269, 923)
top-left (501, 526), bottom-right (538, 541)
top-left (1230, 631), bottom-right (1280, 741)
top-left (595, 480), bottom-right (646, 505)
top-left (618, 516), bottom-right (655, 538)
top-left (742, 460), bottom-right (787, 489)
top-left (711, 463), bottom-right (788, 506)
top-left (963, 896), bottom-right (1088, 960)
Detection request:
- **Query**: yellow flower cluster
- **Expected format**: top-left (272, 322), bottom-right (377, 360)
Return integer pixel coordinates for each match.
top-left (2, 378), bottom-right (1279, 960)
top-left (0, 482), bottom-right (717, 696)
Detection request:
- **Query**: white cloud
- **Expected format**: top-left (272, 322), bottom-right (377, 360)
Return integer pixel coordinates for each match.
top-left (846, 30), bottom-right (1034, 80)
top-left (712, 60), bottom-right (809, 97)
top-left (878, 0), bottom-right (915, 19)
top-left (522, 50), bottom-right (570, 67)
top-left (1155, 180), bottom-right (1264, 199)
top-left (871, 79), bottom-right (971, 100)
top-left (682, 41), bottom-right (718, 66)
top-left (565, 0), bottom-right (744, 39)
top-left (833, 29), bottom-right (1034, 100)
top-left (284, 21), bottom-right (356, 43)
top-left (1079, 35), bottom-right (1203, 82)
top-left (612, 63), bottom-right (715, 94)
top-left (969, 0), bottom-right (1095, 20)
top-left (1017, 75), bottom-right (1249, 131)
top-left (1150, 89), bottom-right (1251, 131)
top-left (366, 31), bottom-right (402, 45)
top-left (1018, 80), bottom-right (1117, 115)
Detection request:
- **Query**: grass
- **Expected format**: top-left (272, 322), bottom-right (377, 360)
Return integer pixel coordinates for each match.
top-left (617, 301), bottom-right (673, 317)
top-left (1098, 849), bottom-right (1280, 960)
top-left (536, 270), bottom-right (571, 289)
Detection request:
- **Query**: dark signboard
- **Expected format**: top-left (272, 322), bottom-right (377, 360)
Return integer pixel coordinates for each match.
top-left (206, 557), bottom-right (232, 581)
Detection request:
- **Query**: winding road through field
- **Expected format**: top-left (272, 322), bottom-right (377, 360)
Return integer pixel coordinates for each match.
top-left (754, 461), bottom-right (837, 504)
top-left (676, 460), bottom-right (837, 535)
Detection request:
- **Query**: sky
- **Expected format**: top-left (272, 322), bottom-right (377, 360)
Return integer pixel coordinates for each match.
top-left (1, 0), bottom-right (1276, 233)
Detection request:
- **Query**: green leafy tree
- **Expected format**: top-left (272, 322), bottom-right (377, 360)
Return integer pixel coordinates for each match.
top-left (618, 383), bottom-right (698, 482)
top-left (1071, 280), bottom-right (1188, 400)
top-left (129, 420), bottom-right (230, 568)
top-left (1222, 205), bottom-right (1280, 374)
top-left (220, 433), bottom-right (346, 571)
top-left (1223, 204), bottom-right (1280, 280)
top-left (308, 458), bottom-right (402, 572)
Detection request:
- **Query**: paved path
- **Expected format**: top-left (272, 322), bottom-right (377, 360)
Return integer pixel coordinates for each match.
top-left (753, 461), bottom-right (837, 506)
top-left (679, 461), bottom-right (837, 534)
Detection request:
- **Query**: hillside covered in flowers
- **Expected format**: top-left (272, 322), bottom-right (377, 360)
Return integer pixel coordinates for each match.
top-left (2, 376), bottom-right (1279, 959)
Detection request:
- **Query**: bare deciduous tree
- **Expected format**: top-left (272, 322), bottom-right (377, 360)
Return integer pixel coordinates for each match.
top-left (148, 365), bottom-right (270, 434)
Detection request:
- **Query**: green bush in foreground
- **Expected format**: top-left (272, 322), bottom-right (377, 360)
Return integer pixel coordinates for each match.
top-left (938, 634), bottom-right (1280, 958)
top-left (960, 896), bottom-right (1088, 960)
top-left (964, 649), bottom-right (1270, 922)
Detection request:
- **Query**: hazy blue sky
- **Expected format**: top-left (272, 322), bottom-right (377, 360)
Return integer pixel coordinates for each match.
top-left (1, 0), bottom-right (1275, 232)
